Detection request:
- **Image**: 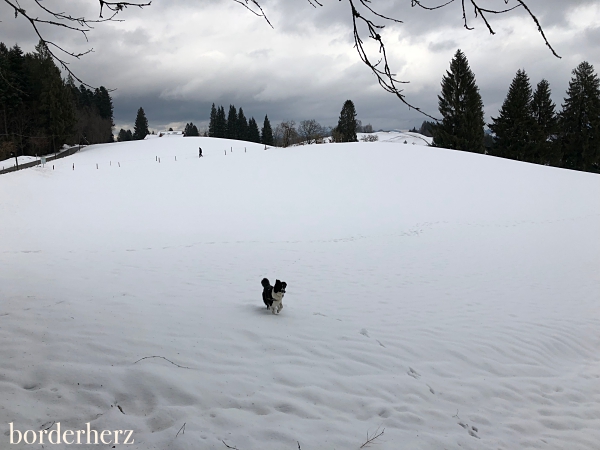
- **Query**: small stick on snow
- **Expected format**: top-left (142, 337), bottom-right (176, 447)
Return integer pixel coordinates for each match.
top-left (133, 356), bottom-right (192, 369)
top-left (175, 422), bottom-right (186, 438)
top-left (359, 426), bottom-right (385, 448)
top-left (222, 440), bottom-right (239, 449)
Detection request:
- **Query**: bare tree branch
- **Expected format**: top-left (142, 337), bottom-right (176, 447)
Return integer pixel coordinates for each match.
top-left (359, 425), bottom-right (385, 448)
top-left (232, 0), bottom-right (273, 28)
top-left (2, 0), bottom-right (151, 88)
top-left (133, 355), bottom-right (192, 369)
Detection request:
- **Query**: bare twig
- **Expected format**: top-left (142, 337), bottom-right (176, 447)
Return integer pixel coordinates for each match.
top-left (222, 440), bottom-right (240, 449)
top-left (3, 0), bottom-right (151, 88)
top-left (359, 426), bottom-right (385, 448)
top-left (133, 355), bottom-right (192, 369)
top-left (232, 0), bottom-right (273, 28)
top-left (175, 422), bottom-right (186, 438)
top-left (41, 421), bottom-right (55, 431)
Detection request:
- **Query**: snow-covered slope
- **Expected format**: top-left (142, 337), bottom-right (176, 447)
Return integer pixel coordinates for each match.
top-left (1, 137), bottom-right (599, 450)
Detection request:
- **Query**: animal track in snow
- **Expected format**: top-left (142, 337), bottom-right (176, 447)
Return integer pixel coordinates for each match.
top-left (359, 328), bottom-right (370, 337)
top-left (407, 367), bottom-right (421, 379)
top-left (458, 422), bottom-right (480, 439)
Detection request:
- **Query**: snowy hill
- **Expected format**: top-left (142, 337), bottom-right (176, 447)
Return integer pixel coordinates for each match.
top-left (1, 137), bottom-right (599, 449)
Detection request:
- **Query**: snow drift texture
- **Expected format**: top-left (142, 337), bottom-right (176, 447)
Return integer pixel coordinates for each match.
top-left (1, 135), bottom-right (599, 449)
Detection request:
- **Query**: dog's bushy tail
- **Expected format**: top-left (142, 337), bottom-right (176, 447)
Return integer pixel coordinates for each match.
top-left (261, 278), bottom-right (270, 288)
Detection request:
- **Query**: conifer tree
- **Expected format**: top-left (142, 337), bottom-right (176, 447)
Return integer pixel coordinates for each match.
top-left (94, 87), bottom-right (113, 122)
top-left (261, 115), bottom-right (273, 145)
top-left (489, 69), bottom-right (537, 161)
top-left (226, 105), bottom-right (237, 139)
top-left (432, 49), bottom-right (485, 153)
top-left (336, 100), bottom-right (358, 142)
top-left (237, 107), bottom-right (248, 141)
top-left (184, 122), bottom-right (199, 136)
top-left (36, 41), bottom-right (76, 152)
top-left (92, 87), bottom-right (114, 143)
top-left (248, 117), bottom-right (261, 143)
top-left (117, 129), bottom-right (133, 141)
top-left (208, 103), bottom-right (217, 137)
top-left (133, 107), bottom-right (149, 140)
top-left (0, 44), bottom-right (24, 132)
top-left (558, 61), bottom-right (600, 172)
top-left (531, 79), bottom-right (558, 164)
top-left (216, 106), bottom-right (227, 138)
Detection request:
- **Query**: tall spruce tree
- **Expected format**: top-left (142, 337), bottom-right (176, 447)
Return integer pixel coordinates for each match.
top-left (558, 61), bottom-right (600, 172)
top-left (248, 117), bottom-right (261, 143)
top-left (216, 105), bottom-right (227, 138)
top-left (1, 44), bottom-right (24, 135)
top-left (531, 79), bottom-right (558, 165)
top-left (208, 103), bottom-right (217, 137)
top-left (133, 107), bottom-right (149, 140)
top-left (336, 100), bottom-right (358, 142)
top-left (35, 41), bottom-right (75, 152)
top-left (432, 49), bottom-right (485, 153)
top-left (489, 69), bottom-right (537, 161)
top-left (261, 115), bottom-right (273, 145)
top-left (237, 107), bottom-right (248, 141)
top-left (93, 86), bottom-right (114, 143)
top-left (226, 105), bottom-right (238, 139)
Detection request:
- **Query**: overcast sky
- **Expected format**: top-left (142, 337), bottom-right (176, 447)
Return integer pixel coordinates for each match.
top-left (1, 0), bottom-right (599, 132)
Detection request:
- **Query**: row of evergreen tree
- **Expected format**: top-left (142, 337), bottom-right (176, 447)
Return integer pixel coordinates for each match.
top-left (431, 49), bottom-right (600, 173)
top-left (208, 104), bottom-right (273, 145)
top-left (0, 41), bottom-right (114, 161)
top-left (115, 100), bottom-right (369, 148)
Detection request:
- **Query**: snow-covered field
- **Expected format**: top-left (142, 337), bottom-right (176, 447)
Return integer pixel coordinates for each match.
top-left (1, 137), bottom-right (599, 449)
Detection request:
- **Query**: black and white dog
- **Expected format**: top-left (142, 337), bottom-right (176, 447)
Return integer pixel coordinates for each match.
top-left (261, 278), bottom-right (287, 314)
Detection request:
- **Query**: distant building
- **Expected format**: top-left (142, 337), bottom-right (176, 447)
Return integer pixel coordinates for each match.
top-left (145, 130), bottom-right (184, 139)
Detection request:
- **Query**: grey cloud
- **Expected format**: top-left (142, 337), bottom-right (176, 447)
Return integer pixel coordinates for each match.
top-left (428, 39), bottom-right (458, 53)
top-left (584, 26), bottom-right (600, 47)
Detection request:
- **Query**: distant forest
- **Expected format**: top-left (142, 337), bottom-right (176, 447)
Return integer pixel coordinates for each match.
top-left (0, 41), bottom-right (114, 161)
